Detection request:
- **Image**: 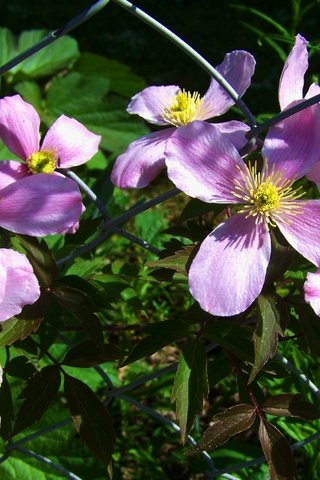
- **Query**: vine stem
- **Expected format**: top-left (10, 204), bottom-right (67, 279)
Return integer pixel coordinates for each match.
top-left (64, 170), bottom-right (161, 255)
top-left (57, 187), bottom-right (180, 265)
top-left (111, 0), bottom-right (257, 128)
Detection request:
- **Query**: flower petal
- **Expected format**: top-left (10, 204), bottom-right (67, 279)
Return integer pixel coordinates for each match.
top-left (0, 249), bottom-right (40, 322)
top-left (276, 200), bottom-right (320, 267)
top-left (304, 270), bottom-right (320, 315)
top-left (111, 129), bottom-right (173, 189)
top-left (189, 213), bottom-right (271, 316)
top-left (213, 120), bottom-right (250, 150)
top-left (166, 121), bottom-right (246, 202)
top-left (198, 51), bottom-right (256, 119)
top-left (0, 174), bottom-right (84, 236)
top-left (0, 95), bottom-right (40, 159)
top-left (262, 102), bottom-right (320, 180)
top-left (41, 115), bottom-right (101, 168)
top-left (279, 34), bottom-right (308, 110)
top-left (305, 82), bottom-right (320, 99)
top-left (0, 160), bottom-right (29, 190)
top-left (127, 85), bottom-right (180, 125)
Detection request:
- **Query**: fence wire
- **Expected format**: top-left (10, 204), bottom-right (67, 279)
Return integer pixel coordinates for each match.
top-left (0, 0), bottom-right (320, 479)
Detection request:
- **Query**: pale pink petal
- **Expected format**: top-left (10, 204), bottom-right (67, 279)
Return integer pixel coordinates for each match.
top-left (198, 51), bottom-right (256, 119)
top-left (305, 83), bottom-right (320, 99)
top-left (127, 85), bottom-right (180, 125)
top-left (189, 213), bottom-right (271, 316)
top-left (41, 115), bottom-right (101, 168)
top-left (111, 128), bottom-right (173, 189)
top-left (0, 95), bottom-right (40, 159)
top-left (166, 121), bottom-right (246, 203)
top-left (304, 270), bottom-right (320, 315)
top-left (0, 249), bottom-right (40, 322)
top-left (213, 120), bottom-right (250, 150)
top-left (0, 160), bottom-right (29, 189)
top-left (279, 35), bottom-right (308, 110)
top-left (263, 102), bottom-right (320, 180)
top-left (0, 174), bottom-right (84, 236)
top-left (275, 200), bottom-right (320, 267)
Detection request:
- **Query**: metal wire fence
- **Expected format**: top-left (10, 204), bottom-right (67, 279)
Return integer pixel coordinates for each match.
top-left (0, 0), bottom-right (319, 478)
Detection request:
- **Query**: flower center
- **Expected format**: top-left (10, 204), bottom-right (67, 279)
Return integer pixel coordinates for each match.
top-left (232, 162), bottom-right (304, 225)
top-left (251, 182), bottom-right (280, 212)
top-left (27, 150), bottom-right (57, 174)
top-left (162, 89), bottom-right (203, 126)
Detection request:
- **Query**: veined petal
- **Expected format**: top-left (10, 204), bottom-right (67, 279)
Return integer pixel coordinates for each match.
top-left (166, 121), bottom-right (246, 203)
top-left (276, 200), bottom-right (320, 267)
top-left (0, 160), bottom-right (29, 190)
top-left (263, 102), bottom-right (320, 181)
top-left (213, 120), bottom-right (250, 150)
top-left (111, 129), bottom-right (173, 189)
top-left (304, 270), bottom-right (320, 315)
top-left (198, 51), bottom-right (256, 119)
top-left (305, 82), bottom-right (320, 99)
top-left (279, 34), bottom-right (308, 110)
top-left (41, 115), bottom-right (101, 168)
top-left (0, 95), bottom-right (40, 159)
top-left (127, 85), bottom-right (180, 125)
top-left (0, 249), bottom-right (40, 322)
top-left (189, 213), bottom-right (271, 316)
top-left (0, 174), bottom-right (84, 236)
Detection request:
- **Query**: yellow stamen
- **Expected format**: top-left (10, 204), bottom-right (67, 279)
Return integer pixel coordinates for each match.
top-left (232, 161), bottom-right (305, 226)
top-left (27, 150), bottom-right (57, 174)
top-left (162, 89), bottom-right (203, 126)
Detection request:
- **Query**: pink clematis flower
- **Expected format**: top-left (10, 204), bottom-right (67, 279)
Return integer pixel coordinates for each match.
top-left (165, 107), bottom-right (320, 316)
top-left (304, 270), bottom-right (320, 316)
top-left (0, 249), bottom-right (40, 322)
top-left (0, 94), bottom-right (101, 236)
top-left (279, 34), bottom-right (320, 185)
top-left (111, 50), bottom-right (255, 189)
top-left (0, 95), bottom-right (101, 174)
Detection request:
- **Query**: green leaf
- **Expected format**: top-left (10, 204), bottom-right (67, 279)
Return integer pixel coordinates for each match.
top-left (17, 235), bottom-right (59, 286)
top-left (121, 320), bottom-right (189, 366)
top-left (73, 52), bottom-right (146, 97)
top-left (52, 286), bottom-right (103, 348)
top-left (62, 341), bottom-right (124, 367)
top-left (171, 340), bottom-right (208, 444)
top-left (195, 404), bottom-right (256, 452)
top-left (64, 375), bottom-right (115, 466)
top-left (11, 365), bottom-right (61, 437)
top-left (8, 30), bottom-right (79, 81)
top-left (0, 27), bottom-right (15, 66)
top-left (207, 357), bottom-right (231, 389)
top-left (204, 320), bottom-right (254, 362)
top-left (14, 81), bottom-right (43, 110)
top-left (45, 72), bottom-right (148, 154)
top-left (258, 418), bottom-right (296, 480)
top-left (262, 393), bottom-right (320, 420)
top-left (147, 245), bottom-right (195, 275)
top-left (249, 294), bottom-right (283, 383)
top-left (179, 199), bottom-right (226, 222)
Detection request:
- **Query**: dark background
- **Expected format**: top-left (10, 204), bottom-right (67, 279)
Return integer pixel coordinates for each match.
top-left (2, 0), bottom-right (320, 115)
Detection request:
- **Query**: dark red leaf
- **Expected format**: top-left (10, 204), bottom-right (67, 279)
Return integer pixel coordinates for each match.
top-left (195, 404), bottom-right (256, 452)
top-left (64, 375), bottom-right (114, 466)
top-left (259, 418), bottom-right (296, 480)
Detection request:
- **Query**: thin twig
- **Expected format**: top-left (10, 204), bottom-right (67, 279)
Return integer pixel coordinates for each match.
top-left (275, 353), bottom-right (320, 400)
